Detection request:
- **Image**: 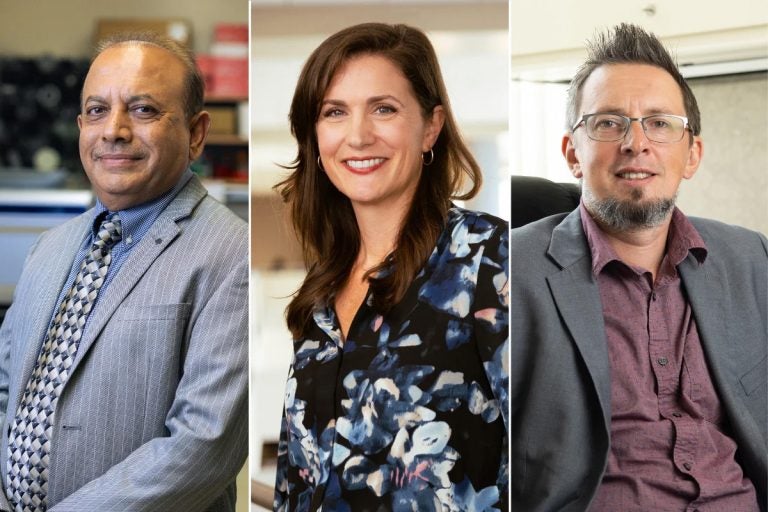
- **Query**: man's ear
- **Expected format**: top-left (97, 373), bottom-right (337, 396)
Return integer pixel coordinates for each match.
top-left (189, 111), bottom-right (211, 161)
top-left (563, 132), bottom-right (582, 178)
top-left (683, 135), bottom-right (703, 180)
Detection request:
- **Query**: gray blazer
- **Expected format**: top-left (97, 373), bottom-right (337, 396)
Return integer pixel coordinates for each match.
top-left (0, 176), bottom-right (249, 511)
top-left (511, 209), bottom-right (767, 511)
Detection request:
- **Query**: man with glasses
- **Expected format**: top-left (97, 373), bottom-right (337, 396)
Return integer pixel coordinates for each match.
top-left (511, 23), bottom-right (766, 511)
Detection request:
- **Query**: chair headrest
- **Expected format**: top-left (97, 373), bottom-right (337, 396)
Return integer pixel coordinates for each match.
top-left (511, 176), bottom-right (581, 228)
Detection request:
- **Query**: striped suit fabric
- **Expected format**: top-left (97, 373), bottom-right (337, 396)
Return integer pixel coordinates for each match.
top-left (0, 176), bottom-right (249, 511)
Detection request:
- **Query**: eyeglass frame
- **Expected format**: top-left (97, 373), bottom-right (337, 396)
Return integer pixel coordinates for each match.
top-left (571, 113), bottom-right (692, 143)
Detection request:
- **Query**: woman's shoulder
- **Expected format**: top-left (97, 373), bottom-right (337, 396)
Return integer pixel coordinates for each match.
top-left (445, 205), bottom-right (509, 239)
top-left (425, 205), bottom-right (508, 267)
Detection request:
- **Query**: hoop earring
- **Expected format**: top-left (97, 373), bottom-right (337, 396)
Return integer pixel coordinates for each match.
top-left (422, 148), bottom-right (434, 166)
top-left (317, 155), bottom-right (324, 171)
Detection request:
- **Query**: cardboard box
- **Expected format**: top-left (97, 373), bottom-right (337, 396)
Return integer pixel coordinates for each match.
top-left (206, 105), bottom-right (237, 135)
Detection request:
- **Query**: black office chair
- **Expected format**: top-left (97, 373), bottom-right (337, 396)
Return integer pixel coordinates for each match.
top-left (511, 175), bottom-right (581, 228)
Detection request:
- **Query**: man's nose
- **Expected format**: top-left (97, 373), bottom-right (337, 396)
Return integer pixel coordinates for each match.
top-left (101, 109), bottom-right (132, 142)
top-left (620, 119), bottom-right (649, 154)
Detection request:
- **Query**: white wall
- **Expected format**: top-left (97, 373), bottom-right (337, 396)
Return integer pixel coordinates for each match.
top-left (679, 73), bottom-right (768, 234)
top-left (511, 1), bottom-right (768, 58)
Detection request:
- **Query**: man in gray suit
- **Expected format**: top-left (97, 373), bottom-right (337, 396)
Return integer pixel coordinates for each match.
top-left (512, 24), bottom-right (766, 511)
top-left (0, 33), bottom-right (248, 511)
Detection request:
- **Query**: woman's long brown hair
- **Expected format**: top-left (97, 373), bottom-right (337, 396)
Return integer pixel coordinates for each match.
top-left (276, 23), bottom-right (482, 340)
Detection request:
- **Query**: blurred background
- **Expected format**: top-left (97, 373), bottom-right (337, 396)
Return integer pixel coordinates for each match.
top-left (0, 1), bottom-right (249, 510)
top-left (248, 0), bottom-right (507, 509)
top-left (510, 1), bottom-right (768, 234)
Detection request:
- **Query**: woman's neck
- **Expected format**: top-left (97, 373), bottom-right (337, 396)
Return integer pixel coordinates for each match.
top-left (352, 200), bottom-right (410, 270)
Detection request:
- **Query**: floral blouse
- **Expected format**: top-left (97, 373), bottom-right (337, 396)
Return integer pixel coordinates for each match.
top-left (274, 207), bottom-right (509, 511)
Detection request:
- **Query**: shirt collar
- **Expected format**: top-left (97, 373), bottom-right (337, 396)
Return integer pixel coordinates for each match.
top-left (579, 201), bottom-right (707, 277)
top-left (91, 169), bottom-right (193, 243)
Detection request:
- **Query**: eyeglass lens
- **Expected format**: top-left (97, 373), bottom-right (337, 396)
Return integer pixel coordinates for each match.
top-left (586, 114), bottom-right (686, 142)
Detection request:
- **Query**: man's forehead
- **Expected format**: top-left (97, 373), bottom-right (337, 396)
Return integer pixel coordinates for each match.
top-left (83, 44), bottom-right (185, 97)
top-left (87, 43), bottom-right (184, 80)
top-left (580, 63), bottom-right (685, 111)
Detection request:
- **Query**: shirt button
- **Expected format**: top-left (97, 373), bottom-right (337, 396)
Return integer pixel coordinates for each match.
top-left (683, 462), bottom-right (692, 470)
top-left (672, 412), bottom-right (683, 418)
top-left (657, 357), bottom-right (668, 366)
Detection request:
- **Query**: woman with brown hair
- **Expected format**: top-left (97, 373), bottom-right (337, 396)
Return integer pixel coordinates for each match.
top-left (274, 22), bottom-right (508, 511)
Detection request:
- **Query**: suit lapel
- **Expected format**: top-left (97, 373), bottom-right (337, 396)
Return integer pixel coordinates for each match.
top-left (681, 248), bottom-right (768, 454)
top-left (546, 210), bottom-right (612, 429)
top-left (14, 214), bottom-right (93, 409)
top-left (679, 255), bottom-right (746, 418)
top-left (679, 255), bottom-right (728, 370)
top-left (67, 176), bottom-right (207, 375)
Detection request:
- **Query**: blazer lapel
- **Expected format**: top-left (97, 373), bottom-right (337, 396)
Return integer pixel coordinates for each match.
top-left (546, 210), bottom-right (612, 429)
top-left (679, 255), bottom-right (757, 429)
top-left (14, 214), bottom-right (93, 409)
top-left (68, 177), bottom-right (207, 374)
top-left (679, 255), bottom-right (728, 370)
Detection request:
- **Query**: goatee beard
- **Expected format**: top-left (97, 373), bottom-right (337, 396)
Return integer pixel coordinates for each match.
top-left (584, 187), bottom-right (676, 232)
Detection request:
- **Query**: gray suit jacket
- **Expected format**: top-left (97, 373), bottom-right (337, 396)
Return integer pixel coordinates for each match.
top-left (0, 176), bottom-right (249, 511)
top-left (511, 209), bottom-right (767, 511)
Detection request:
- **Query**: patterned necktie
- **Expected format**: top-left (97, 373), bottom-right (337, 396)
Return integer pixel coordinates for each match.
top-left (6, 212), bottom-right (122, 512)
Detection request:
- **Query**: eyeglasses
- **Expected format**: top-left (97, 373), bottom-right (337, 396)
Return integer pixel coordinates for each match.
top-left (572, 113), bottom-right (691, 143)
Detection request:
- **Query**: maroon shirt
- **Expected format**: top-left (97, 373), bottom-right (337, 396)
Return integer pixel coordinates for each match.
top-left (580, 205), bottom-right (759, 512)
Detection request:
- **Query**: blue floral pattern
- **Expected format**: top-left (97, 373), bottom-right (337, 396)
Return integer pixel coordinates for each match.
top-left (275, 207), bottom-right (509, 511)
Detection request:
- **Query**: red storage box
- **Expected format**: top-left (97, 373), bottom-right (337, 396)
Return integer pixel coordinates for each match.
top-left (197, 55), bottom-right (248, 99)
top-left (214, 23), bottom-right (248, 44)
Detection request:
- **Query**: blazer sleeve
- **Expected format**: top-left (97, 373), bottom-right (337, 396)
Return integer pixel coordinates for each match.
top-left (0, 235), bottom-right (45, 510)
top-left (0, 307), bottom-right (13, 512)
top-left (49, 255), bottom-right (249, 512)
top-left (0, 301), bottom-right (12, 454)
top-left (0, 234), bottom-right (43, 436)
